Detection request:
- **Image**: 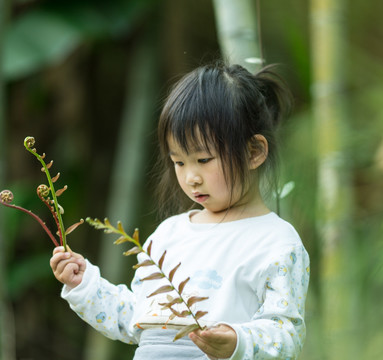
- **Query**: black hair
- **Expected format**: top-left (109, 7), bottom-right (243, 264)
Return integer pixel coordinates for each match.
top-left (156, 61), bottom-right (292, 217)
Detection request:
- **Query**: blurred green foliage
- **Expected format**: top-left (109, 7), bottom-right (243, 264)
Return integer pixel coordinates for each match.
top-left (3, 0), bottom-right (154, 80)
top-left (0, 0), bottom-right (382, 359)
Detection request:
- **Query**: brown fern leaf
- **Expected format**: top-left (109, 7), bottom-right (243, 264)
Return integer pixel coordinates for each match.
top-left (158, 297), bottom-right (183, 308)
top-left (147, 285), bottom-right (174, 298)
top-left (187, 296), bottom-right (209, 307)
top-left (173, 324), bottom-right (200, 342)
top-left (140, 272), bottom-right (165, 281)
top-left (195, 311), bottom-right (208, 320)
top-left (133, 259), bottom-right (154, 269)
top-left (123, 246), bottom-right (142, 256)
top-left (178, 277), bottom-right (190, 294)
top-left (169, 262), bottom-right (181, 282)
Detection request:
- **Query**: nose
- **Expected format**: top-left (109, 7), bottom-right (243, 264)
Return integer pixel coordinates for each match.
top-left (185, 170), bottom-right (202, 186)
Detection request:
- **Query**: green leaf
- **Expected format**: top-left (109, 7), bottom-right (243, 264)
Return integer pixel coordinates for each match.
top-left (86, 217), bottom-right (98, 226)
top-left (117, 221), bottom-right (126, 234)
top-left (173, 324), bottom-right (200, 342)
top-left (102, 218), bottom-right (114, 233)
top-left (3, 0), bottom-right (157, 80)
top-left (279, 181), bottom-right (295, 199)
top-left (104, 218), bottom-right (112, 228)
top-left (147, 285), bottom-right (174, 298)
top-left (132, 228), bottom-right (140, 243)
top-left (114, 236), bottom-right (130, 245)
top-left (4, 10), bottom-right (82, 80)
top-left (86, 217), bottom-right (106, 230)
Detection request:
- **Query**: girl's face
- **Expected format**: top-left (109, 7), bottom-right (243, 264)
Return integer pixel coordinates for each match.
top-left (168, 136), bottom-right (244, 220)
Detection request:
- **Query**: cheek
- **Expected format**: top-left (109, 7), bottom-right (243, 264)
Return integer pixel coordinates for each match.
top-left (174, 168), bottom-right (185, 186)
top-left (210, 171), bottom-right (229, 192)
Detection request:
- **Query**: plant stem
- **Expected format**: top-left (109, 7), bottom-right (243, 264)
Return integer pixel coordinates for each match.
top-left (39, 194), bottom-right (63, 246)
top-left (86, 218), bottom-right (203, 329)
top-left (0, 201), bottom-right (59, 247)
top-left (144, 252), bottom-right (203, 329)
top-left (92, 220), bottom-right (203, 329)
top-left (24, 143), bottom-right (67, 250)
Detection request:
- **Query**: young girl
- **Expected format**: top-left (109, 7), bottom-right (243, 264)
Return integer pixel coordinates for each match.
top-left (50, 62), bottom-right (310, 360)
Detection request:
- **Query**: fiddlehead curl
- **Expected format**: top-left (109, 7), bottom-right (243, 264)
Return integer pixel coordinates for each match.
top-left (0, 190), bottom-right (14, 204)
top-left (24, 136), bottom-right (36, 151)
top-left (0, 189), bottom-right (60, 246)
top-left (37, 184), bottom-right (50, 198)
top-left (23, 136), bottom-right (68, 249)
top-left (2, 136), bottom-right (82, 248)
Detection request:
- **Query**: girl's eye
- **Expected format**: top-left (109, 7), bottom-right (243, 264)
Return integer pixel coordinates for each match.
top-left (198, 158), bottom-right (213, 164)
top-left (174, 161), bottom-right (184, 167)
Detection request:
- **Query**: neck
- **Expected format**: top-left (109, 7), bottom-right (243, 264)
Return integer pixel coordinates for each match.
top-left (191, 189), bottom-right (270, 224)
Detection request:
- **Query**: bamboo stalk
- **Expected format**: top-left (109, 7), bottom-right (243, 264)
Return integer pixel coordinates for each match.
top-left (83, 32), bottom-right (159, 360)
top-left (311, 0), bottom-right (357, 359)
top-left (212, 0), bottom-right (263, 72)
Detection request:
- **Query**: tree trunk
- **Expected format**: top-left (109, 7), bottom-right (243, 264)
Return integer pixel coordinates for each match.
top-left (212, 0), bottom-right (263, 73)
top-left (83, 32), bottom-right (159, 360)
top-left (311, 0), bottom-right (357, 359)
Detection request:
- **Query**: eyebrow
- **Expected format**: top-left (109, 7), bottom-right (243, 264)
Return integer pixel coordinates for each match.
top-left (169, 146), bottom-right (211, 157)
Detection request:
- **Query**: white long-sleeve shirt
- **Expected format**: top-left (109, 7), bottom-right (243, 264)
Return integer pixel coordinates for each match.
top-left (62, 211), bottom-right (310, 359)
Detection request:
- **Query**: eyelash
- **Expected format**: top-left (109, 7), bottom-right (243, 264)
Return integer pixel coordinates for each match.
top-left (172, 158), bottom-right (213, 166)
top-left (198, 158), bottom-right (212, 164)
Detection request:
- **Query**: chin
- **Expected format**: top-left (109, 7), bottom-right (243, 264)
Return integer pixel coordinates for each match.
top-left (203, 206), bottom-right (229, 214)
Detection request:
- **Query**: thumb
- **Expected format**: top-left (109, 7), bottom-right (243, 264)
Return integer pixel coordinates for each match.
top-left (66, 245), bottom-right (84, 260)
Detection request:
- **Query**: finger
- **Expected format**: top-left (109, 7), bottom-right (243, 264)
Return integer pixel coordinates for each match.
top-left (192, 328), bottom-right (225, 343)
top-left (52, 260), bottom-right (71, 280)
top-left (202, 324), bottom-right (234, 338)
top-left (66, 245), bottom-right (84, 260)
top-left (53, 254), bottom-right (83, 276)
top-left (53, 256), bottom-right (73, 275)
top-left (189, 325), bottom-right (237, 358)
top-left (50, 251), bottom-right (71, 271)
top-left (189, 334), bottom-right (217, 357)
top-left (62, 262), bottom-right (80, 277)
top-left (54, 258), bottom-right (83, 284)
top-left (52, 246), bottom-right (65, 256)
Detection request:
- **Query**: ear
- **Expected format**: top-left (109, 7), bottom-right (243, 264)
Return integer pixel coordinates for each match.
top-left (248, 134), bottom-right (268, 170)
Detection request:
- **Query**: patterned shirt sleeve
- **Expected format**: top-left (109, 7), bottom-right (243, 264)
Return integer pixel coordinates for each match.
top-left (61, 260), bottom-right (138, 344)
top-left (229, 244), bottom-right (310, 360)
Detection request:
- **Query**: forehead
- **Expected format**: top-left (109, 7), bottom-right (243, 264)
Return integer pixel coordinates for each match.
top-left (167, 133), bottom-right (212, 155)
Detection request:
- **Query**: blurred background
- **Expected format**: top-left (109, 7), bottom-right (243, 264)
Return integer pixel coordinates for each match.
top-left (0, 0), bottom-right (382, 359)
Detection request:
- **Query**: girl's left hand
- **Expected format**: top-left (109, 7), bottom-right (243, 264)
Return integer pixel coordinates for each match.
top-left (189, 324), bottom-right (237, 359)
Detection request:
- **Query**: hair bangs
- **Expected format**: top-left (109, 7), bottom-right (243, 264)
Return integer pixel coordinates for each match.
top-left (159, 69), bottom-right (225, 157)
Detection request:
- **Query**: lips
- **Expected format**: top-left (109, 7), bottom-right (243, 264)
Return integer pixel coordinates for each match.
top-left (192, 192), bottom-right (209, 203)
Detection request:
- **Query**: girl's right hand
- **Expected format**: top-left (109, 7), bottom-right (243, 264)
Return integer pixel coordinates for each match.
top-left (50, 246), bottom-right (86, 289)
